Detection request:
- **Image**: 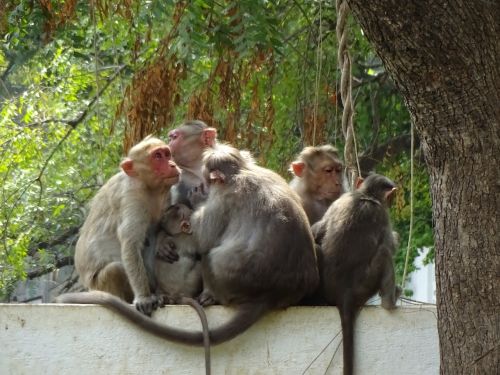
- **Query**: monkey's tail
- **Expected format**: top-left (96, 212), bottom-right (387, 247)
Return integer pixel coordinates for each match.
top-left (339, 298), bottom-right (356, 375)
top-left (208, 302), bottom-right (269, 345)
top-left (180, 297), bottom-right (211, 375)
top-left (57, 291), bottom-right (267, 347)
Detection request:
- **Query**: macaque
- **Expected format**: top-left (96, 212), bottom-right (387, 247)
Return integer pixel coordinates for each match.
top-left (155, 203), bottom-right (203, 304)
top-left (289, 145), bottom-right (345, 225)
top-left (168, 120), bottom-right (217, 208)
top-left (58, 144), bottom-right (319, 347)
top-left (73, 136), bottom-right (179, 316)
top-left (311, 173), bottom-right (401, 375)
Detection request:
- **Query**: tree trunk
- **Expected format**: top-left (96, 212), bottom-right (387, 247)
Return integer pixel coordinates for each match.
top-left (345, 1), bottom-right (500, 373)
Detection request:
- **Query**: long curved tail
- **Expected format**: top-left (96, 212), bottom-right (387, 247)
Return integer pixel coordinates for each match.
top-left (57, 291), bottom-right (268, 346)
top-left (339, 299), bottom-right (356, 375)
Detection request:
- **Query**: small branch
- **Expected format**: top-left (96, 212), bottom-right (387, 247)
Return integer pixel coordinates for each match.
top-left (359, 132), bottom-right (420, 174)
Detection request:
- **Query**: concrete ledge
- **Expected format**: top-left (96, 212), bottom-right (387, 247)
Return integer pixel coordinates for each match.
top-left (0, 303), bottom-right (438, 374)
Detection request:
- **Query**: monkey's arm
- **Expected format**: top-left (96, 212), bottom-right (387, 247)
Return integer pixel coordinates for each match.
top-left (118, 200), bottom-right (158, 315)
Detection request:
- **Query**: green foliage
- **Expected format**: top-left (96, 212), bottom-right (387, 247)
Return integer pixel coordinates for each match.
top-left (0, 0), bottom-right (434, 299)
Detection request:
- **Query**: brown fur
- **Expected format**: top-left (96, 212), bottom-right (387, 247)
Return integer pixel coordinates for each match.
top-left (290, 145), bottom-right (345, 225)
top-left (73, 136), bottom-right (179, 315)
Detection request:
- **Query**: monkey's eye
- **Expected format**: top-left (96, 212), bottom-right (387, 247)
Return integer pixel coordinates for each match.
top-left (153, 151), bottom-right (163, 159)
top-left (324, 167), bottom-right (334, 173)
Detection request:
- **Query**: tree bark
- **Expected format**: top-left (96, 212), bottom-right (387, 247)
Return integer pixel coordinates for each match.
top-left (345, 1), bottom-right (500, 373)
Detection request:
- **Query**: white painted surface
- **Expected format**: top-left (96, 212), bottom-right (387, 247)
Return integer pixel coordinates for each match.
top-left (407, 248), bottom-right (436, 303)
top-left (0, 303), bottom-right (438, 374)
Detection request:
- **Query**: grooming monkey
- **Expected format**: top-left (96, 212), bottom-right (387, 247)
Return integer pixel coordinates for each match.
top-left (155, 203), bottom-right (203, 304)
top-left (59, 144), bottom-right (319, 347)
top-left (72, 136), bottom-right (179, 315)
top-left (311, 173), bottom-right (401, 375)
top-left (290, 145), bottom-right (345, 225)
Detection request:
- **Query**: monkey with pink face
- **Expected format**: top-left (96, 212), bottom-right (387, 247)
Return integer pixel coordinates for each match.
top-left (70, 136), bottom-right (180, 316)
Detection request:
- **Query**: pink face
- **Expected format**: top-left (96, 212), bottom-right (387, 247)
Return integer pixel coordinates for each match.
top-left (149, 146), bottom-right (180, 183)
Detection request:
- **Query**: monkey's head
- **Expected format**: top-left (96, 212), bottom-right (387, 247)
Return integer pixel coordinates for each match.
top-left (358, 174), bottom-right (397, 206)
top-left (202, 144), bottom-right (249, 186)
top-left (161, 203), bottom-right (193, 235)
top-left (168, 120), bottom-right (217, 166)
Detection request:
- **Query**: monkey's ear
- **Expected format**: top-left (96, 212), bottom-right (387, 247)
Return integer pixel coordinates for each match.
top-left (355, 176), bottom-right (364, 189)
top-left (121, 159), bottom-right (137, 177)
top-left (202, 128), bottom-right (217, 147)
top-left (291, 161), bottom-right (305, 177)
top-left (385, 187), bottom-right (397, 204)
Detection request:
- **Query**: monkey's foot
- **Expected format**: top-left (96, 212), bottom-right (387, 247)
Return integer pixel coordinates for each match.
top-left (134, 294), bottom-right (160, 316)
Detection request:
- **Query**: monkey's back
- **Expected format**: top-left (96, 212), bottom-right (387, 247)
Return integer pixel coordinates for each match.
top-left (199, 165), bottom-right (319, 308)
top-left (74, 172), bottom-right (143, 286)
top-left (320, 192), bottom-right (392, 307)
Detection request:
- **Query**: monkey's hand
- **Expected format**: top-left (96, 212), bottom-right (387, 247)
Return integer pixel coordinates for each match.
top-left (134, 295), bottom-right (160, 316)
top-left (156, 236), bottom-right (180, 263)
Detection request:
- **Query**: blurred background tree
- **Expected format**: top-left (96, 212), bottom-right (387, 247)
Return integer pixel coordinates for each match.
top-left (0, 0), bottom-right (432, 300)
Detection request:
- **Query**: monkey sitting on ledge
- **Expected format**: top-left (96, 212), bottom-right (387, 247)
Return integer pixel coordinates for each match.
top-left (154, 203), bottom-right (203, 304)
top-left (312, 173), bottom-right (401, 375)
top-left (69, 136), bottom-right (180, 316)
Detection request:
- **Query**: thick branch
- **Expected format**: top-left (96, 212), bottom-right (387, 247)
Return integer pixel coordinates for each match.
top-left (27, 255), bottom-right (74, 279)
top-left (28, 226), bottom-right (79, 257)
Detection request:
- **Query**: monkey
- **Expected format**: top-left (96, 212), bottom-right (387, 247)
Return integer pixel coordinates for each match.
top-left (167, 120), bottom-right (218, 209)
top-left (311, 173), bottom-right (402, 375)
top-left (146, 120), bottom-right (217, 268)
top-left (73, 136), bottom-right (180, 316)
top-left (154, 203), bottom-right (203, 304)
top-left (57, 143), bottom-right (319, 347)
top-left (289, 145), bottom-right (345, 225)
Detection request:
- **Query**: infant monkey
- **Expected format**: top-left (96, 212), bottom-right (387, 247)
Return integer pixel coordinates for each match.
top-left (155, 203), bottom-right (203, 304)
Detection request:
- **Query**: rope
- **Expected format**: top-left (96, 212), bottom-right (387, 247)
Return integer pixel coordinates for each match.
top-left (401, 121), bottom-right (415, 289)
top-left (312, 0), bottom-right (323, 146)
top-left (336, 0), bottom-right (360, 188)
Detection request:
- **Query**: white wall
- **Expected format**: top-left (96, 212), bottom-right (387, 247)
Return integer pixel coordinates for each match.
top-left (407, 247), bottom-right (436, 304)
top-left (0, 303), bottom-right (438, 374)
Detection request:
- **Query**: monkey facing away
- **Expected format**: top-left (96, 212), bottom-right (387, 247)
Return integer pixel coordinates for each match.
top-left (154, 203), bottom-right (203, 304)
top-left (58, 144), bottom-right (319, 347)
top-left (73, 136), bottom-right (180, 315)
top-left (311, 173), bottom-right (401, 375)
top-left (168, 120), bottom-right (217, 208)
top-left (289, 145), bottom-right (345, 225)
